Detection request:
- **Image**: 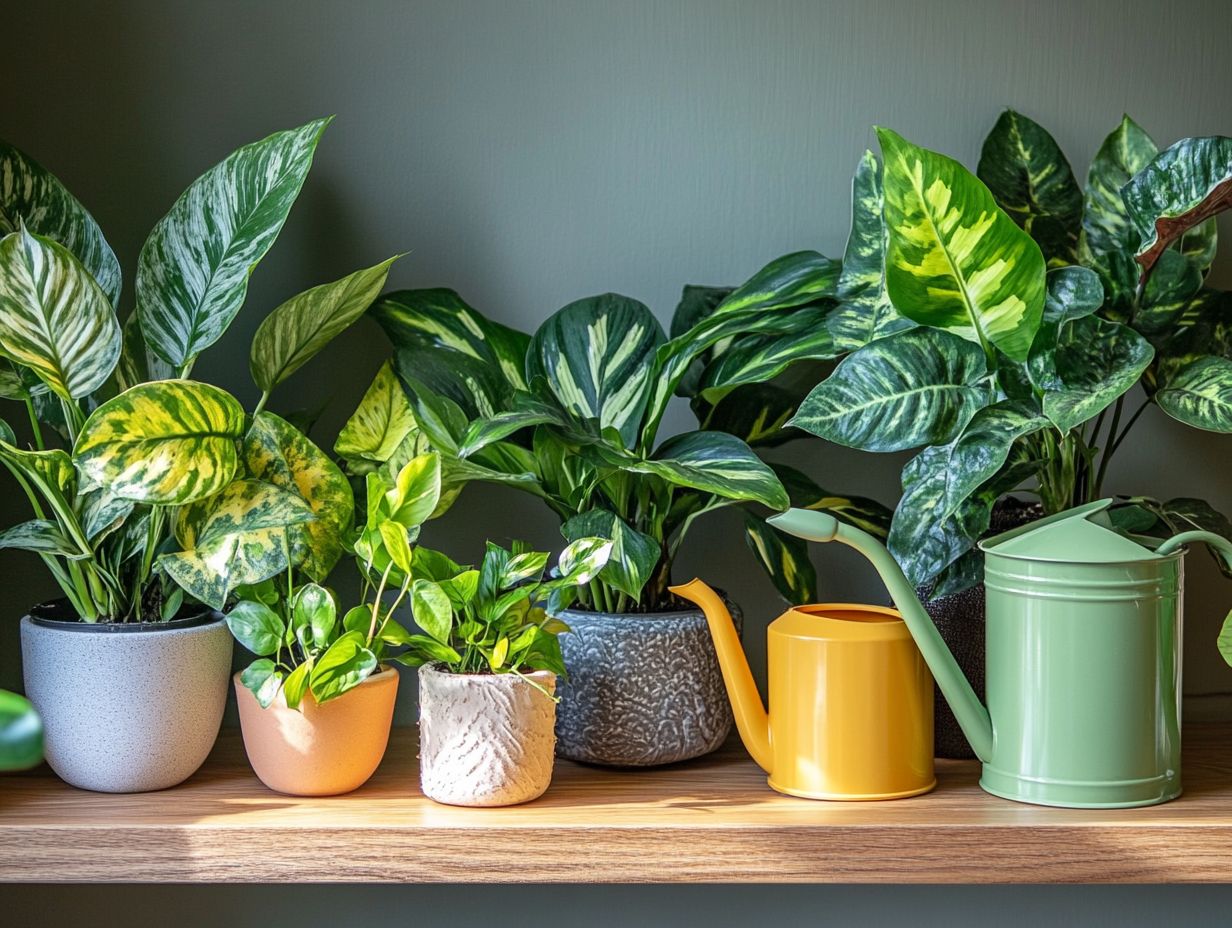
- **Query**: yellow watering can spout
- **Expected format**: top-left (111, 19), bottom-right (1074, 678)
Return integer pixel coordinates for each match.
top-left (767, 509), bottom-right (995, 762)
top-left (670, 579), bottom-right (772, 773)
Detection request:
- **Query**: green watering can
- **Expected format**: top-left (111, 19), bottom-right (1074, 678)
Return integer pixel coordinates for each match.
top-left (768, 499), bottom-right (1232, 809)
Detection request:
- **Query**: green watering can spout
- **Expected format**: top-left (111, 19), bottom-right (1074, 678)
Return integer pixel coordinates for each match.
top-left (767, 509), bottom-right (995, 762)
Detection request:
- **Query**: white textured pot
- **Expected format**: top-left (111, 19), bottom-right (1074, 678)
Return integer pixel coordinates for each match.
top-left (20, 604), bottom-right (233, 793)
top-left (418, 664), bottom-right (557, 807)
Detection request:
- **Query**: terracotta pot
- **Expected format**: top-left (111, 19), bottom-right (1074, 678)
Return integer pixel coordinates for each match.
top-left (418, 664), bottom-right (557, 807)
top-left (235, 665), bottom-right (398, 796)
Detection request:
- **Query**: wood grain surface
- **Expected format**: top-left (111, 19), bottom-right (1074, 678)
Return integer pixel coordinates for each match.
top-left (2, 725), bottom-right (1231, 883)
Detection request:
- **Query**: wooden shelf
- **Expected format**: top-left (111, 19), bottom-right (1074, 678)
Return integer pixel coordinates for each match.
top-left (2, 724), bottom-right (1231, 883)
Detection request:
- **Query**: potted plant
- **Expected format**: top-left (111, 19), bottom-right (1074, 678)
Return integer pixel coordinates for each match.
top-left (227, 453), bottom-right (440, 796)
top-left (0, 121), bottom-right (399, 791)
top-left (783, 116), bottom-right (1232, 752)
top-left (401, 536), bottom-right (610, 806)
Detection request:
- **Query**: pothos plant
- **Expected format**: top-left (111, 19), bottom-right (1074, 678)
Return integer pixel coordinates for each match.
top-left (0, 119), bottom-right (398, 621)
top-left (784, 114), bottom-right (1232, 597)
top-left (335, 287), bottom-right (822, 614)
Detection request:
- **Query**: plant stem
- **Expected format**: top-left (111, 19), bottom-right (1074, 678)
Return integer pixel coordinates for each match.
top-left (1092, 396), bottom-right (1125, 499)
top-left (252, 391), bottom-right (270, 419)
top-left (368, 562), bottom-right (393, 641)
top-left (23, 399), bottom-right (44, 451)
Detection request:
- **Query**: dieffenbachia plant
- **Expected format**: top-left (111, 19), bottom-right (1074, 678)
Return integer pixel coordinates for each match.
top-left (788, 116), bottom-right (1232, 596)
top-left (337, 285), bottom-right (829, 612)
top-left (0, 121), bottom-right (398, 621)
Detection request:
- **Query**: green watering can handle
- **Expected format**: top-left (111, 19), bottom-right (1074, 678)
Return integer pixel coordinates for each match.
top-left (1156, 530), bottom-right (1232, 559)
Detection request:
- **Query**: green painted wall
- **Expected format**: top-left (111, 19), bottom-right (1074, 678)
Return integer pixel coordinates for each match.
top-left (3, 0), bottom-right (1231, 920)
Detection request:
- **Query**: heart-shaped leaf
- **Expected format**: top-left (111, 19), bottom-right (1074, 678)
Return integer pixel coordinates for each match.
top-left (136, 118), bottom-right (330, 371)
top-left (291, 582), bottom-right (336, 651)
top-left (0, 140), bottom-right (121, 307)
top-left (335, 361), bottom-right (420, 473)
top-left (162, 478), bottom-right (316, 609)
top-left (1041, 266), bottom-right (1103, 325)
top-left (877, 127), bottom-right (1046, 361)
top-left (1123, 135), bottom-right (1232, 278)
top-left (1156, 355), bottom-right (1232, 432)
top-left (977, 109), bottom-right (1083, 264)
top-left (239, 659), bottom-right (284, 708)
top-left (243, 411), bottom-right (354, 582)
top-left (226, 601), bottom-right (286, 657)
top-left (0, 226), bottom-right (121, 400)
top-left (75, 380), bottom-right (246, 504)
top-left (308, 631), bottom-right (377, 703)
top-left (789, 327), bottom-right (991, 452)
top-left (250, 255), bottom-right (400, 393)
top-left (411, 578), bottom-right (453, 644)
top-left (526, 293), bottom-right (665, 449)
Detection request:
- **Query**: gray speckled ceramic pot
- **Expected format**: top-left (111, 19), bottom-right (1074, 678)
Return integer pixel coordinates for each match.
top-left (20, 605), bottom-right (232, 793)
top-left (553, 600), bottom-right (741, 767)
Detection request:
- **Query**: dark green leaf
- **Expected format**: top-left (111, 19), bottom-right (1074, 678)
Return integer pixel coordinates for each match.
top-left (1040, 315), bottom-right (1154, 433)
top-left (226, 601), bottom-right (286, 657)
top-left (628, 431), bottom-right (789, 510)
top-left (716, 251), bottom-right (840, 315)
top-left (743, 514), bottom-right (817, 605)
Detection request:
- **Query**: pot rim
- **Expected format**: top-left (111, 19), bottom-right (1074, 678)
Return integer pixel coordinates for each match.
top-left (419, 662), bottom-right (555, 684)
top-left (553, 587), bottom-right (739, 621)
top-left (232, 663), bottom-right (399, 690)
top-left (25, 599), bottom-right (224, 633)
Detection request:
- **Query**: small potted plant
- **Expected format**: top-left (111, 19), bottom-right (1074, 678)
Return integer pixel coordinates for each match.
top-left (400, 536), bottom-right (611, 807)
top-left (0, 121), bottom-right (399, 791)
top-left (227, 453), bottom-right (440, 796)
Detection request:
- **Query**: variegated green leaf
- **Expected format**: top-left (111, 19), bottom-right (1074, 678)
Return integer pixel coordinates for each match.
top-left (696, 305), bottom-right (841, 400)
top-left (830, 151), bottom-right (914, 351)
top-left (458, 394), bottom-right (579, 458)
top-left (1041, 266), bottom-right (1103, 325)
top-left (1079, 116), bottom-right (1158, 307)
top-left (0, 226), bottom-right (120, 400)
top-left (78, 486), bottom-right (135, 541)
top-left (1123, 136), bottom-right (1232, 278)
top-left (1038, 316), bottom-right (1153, 433)
top-left (1155, 355), bottom-right (1232, 432)
top-left (771, 463), bottom-right (893, 540)
top-left (0, 439), bottom-right (74, 496)
top-left (163, 478), bottom-right (316, 609)
top-left (371, 288), bottom-right (531, 390)
top-left (1134, 250), bottom-right (1203, 335)
top-left (877, 127), bottom-right (1045, 361)
top-left (116, 311), bottom-right (176, 389)
top-left (527, 293), bottom-right (665, 449)
top-left (243, 412), bottom-right (354, 582)
top-left (977, 109), bottom-right (1082, 264)
top-left (250, 256), bottom-right (400, 393)
top-left (889, 403), bottom-right (1045, 586)
top-left (715, 251), bottom-right (841, 315)
top-left (670, 285), bottom-right (732, 338)
top-left (395, 345), bottom-right (510, 423)
top-left (75, 380), bottom-right (245, 504)
top-left (789, 328), bottom-right (992, 452)
top-left (744, 514), bottom-right (817, 605)
top-left (136, 118), bottom-right (330, 371)
top-left (694, 383), bottom-right (799, 447)
top-left (0, 140), bottom-right (121, 307)
top-left (0, 519), bottom-right (82, 558)
top-left (561, 509), bottom-right (660, 601)
top-left (627, 431), bottom-right (788, 510)
top-left (335, 360), bottom-right (419, 472)
top-left (1149, 290), bottom-right (1232, 389)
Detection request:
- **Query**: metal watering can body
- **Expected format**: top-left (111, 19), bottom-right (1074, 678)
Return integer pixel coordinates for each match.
top-left (768, 500), bottom-right (1232, 809)
top-left (671, 579), bottom-right (935, 800)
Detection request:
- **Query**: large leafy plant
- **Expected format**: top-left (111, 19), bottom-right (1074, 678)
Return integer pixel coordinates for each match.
top-left (0, 121), bottom-right (397, 620)
top-left (338, 285), bottom-right (839, 612)
top-left (789, 115), bottom-right (1232, 596)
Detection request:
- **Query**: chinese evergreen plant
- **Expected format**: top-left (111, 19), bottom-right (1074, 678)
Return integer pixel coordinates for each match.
top-left (784, 114), bottom-right (1232, 596)
top-left (0, 120), bottom-right (397, 621)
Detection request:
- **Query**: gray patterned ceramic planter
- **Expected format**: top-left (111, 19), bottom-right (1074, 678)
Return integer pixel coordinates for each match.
top-left (553, 599), bottom-right (741, 767)
top-left (20, 603), bottom-right (232, 793)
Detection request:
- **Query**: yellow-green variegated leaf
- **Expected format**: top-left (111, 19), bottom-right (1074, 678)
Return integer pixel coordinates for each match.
top-left (0, 226), bottom-right (121, 400)
top-left (335, 360), bottom-right (419, 472)
top-left (627, 431), bottom-right (788, 510)
top-left (116, 311), bottom-right (176, 390)
top-left (0, 139), bottom-right (121, 307)
top-left (527, 293), bottom-right (666, 449)
top-left (877, 127), bottom-right (1046, 362)
top-left (1079, 116), bottom-right (1158, 307)
top-left (744, 514), bottom-right (817, 605)
top-left (75, 380), bottom-right (245, 504)
top-left (977, 110), bottom-right (1083, 265)
top-left (830, 151), bottom-right (914, 351)
top-left (136, 118), bottom-right (331, 371)
top-left (1122, 136), bottom-right (1232, 278)
top-left (1038, 315), bottom-right (1154, 433)
top-left (1156, 356), bottom-right (1232, 432)
top-left (371, 288), bottom-right (531, 390)
top-left (696, 305), bottom-right (840, 400)
top-left (163, 478), bottom-right (316, 609)
top-left (789, 327), bottom-right (992, 452)
top-left (243, 411), bottom-right (354, 581)
top-left (694, 383), bottom-right (799, 447)
top-left (772, 463), bottom-right (894, 540)
top-left (250, 256), bottom-right (400, 393)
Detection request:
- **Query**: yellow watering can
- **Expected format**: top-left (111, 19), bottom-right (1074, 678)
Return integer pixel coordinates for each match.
top-left (671, 579), bottom-right (935, 800)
